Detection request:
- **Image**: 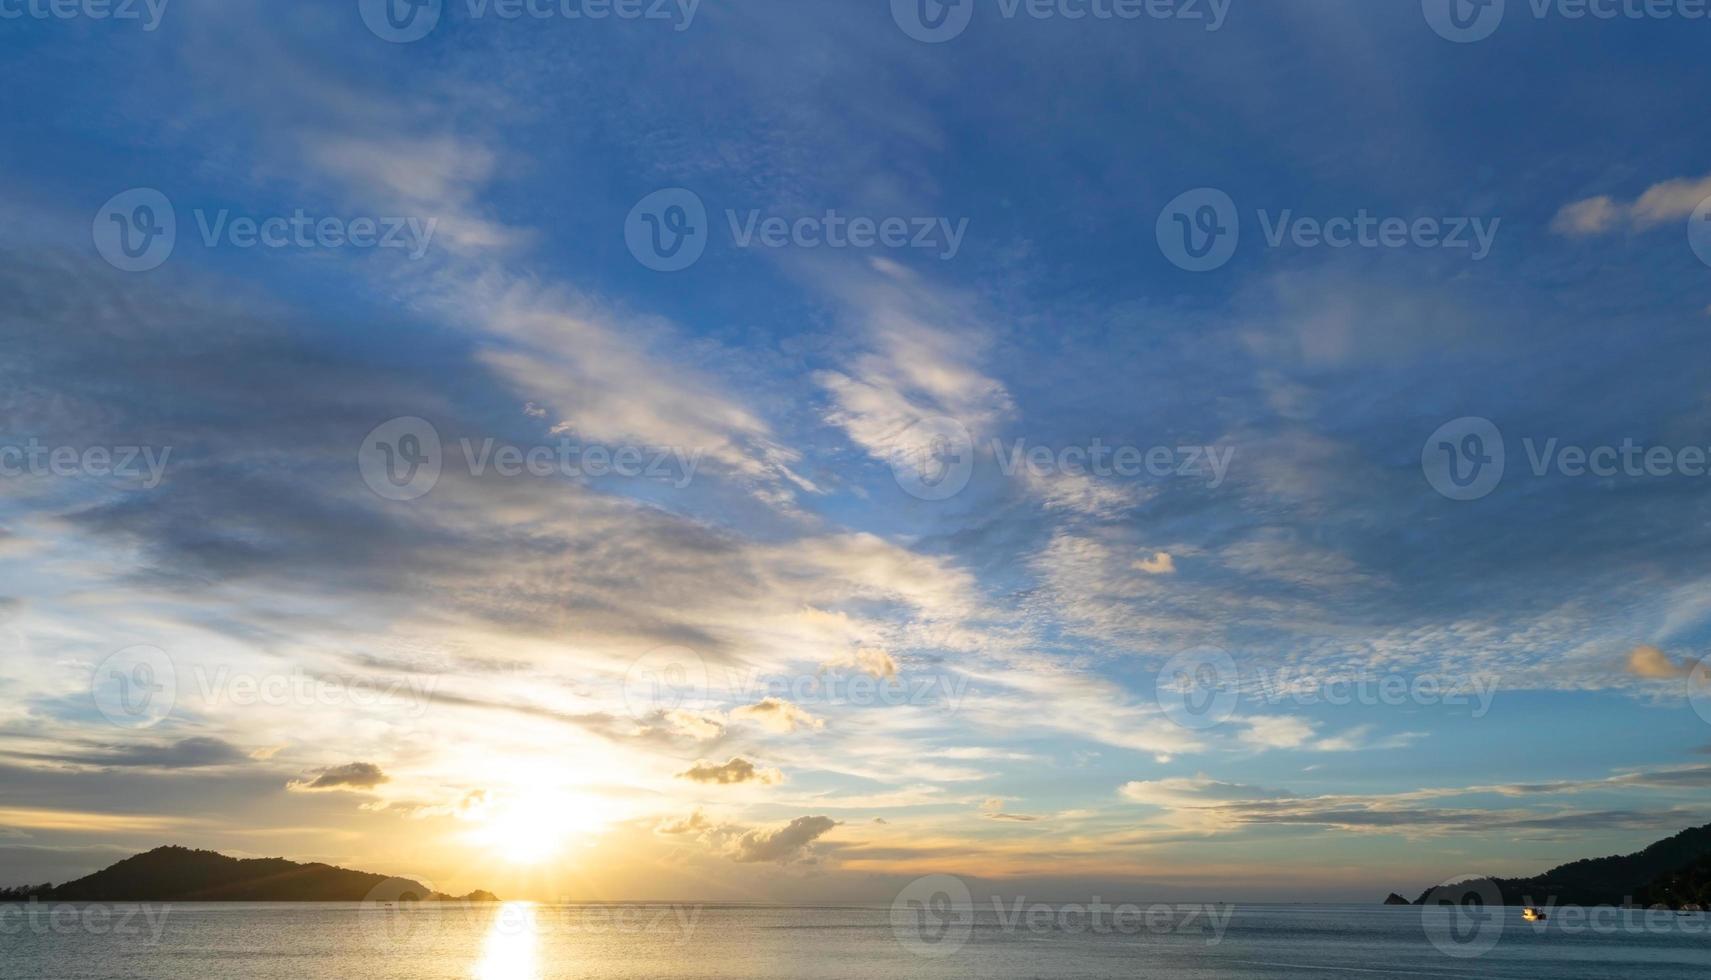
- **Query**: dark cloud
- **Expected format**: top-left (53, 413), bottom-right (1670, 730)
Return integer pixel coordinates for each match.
top-left (287, 762), bottom-right (389, 792)
top-left (676, 757), bottom-right (781, 786)
top-left (732, 816), bottom-right (837, 864)
top-left (52, 737), bottom-right (249, 770)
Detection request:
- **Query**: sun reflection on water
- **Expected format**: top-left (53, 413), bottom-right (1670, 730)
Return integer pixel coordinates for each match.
top-left (473, 902), bottom-right (541, 980)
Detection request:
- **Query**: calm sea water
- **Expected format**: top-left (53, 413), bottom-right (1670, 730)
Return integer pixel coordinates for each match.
top-left (3, 902), bottom-right (1708, 979)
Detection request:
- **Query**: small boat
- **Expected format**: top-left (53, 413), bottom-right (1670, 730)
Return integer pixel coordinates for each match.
top-left (1522, 907), bottom-right (1547, 922)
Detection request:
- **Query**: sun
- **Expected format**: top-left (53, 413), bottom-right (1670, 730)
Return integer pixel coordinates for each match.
top-left (469, 789), bottom-right (611, 865)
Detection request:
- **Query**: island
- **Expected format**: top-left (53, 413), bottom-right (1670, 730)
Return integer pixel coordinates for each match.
top-left (0, 846), bottom-right (499, 903)
top-left (1387, 821), bottom-right (1711, 909)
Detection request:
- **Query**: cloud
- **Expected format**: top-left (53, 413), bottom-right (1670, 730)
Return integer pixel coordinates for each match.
top-left (677, 757), bottom-right (784, 786)
top-left (855, 648), bottom-right (898, 679)
top-left (1625, 644), bottom-right (1688, 679)
top-left (287, 762), bottom-right (390, 792)
top-left (1551, 196), bottom-right (1621, 235)
top-left (1135, 552), bottom-right (1176, 575)
top-left (731, 815), bottom-right (837, 864)
top-left (731, 698), bottom-right (825, 734)
top-left (1120, 776), bottom-right (1296, 807)
top-left (31, 737), bottom-right (249, 770)
top-left (656, 810), bottom-right (713, 836)
top-left (654, 709), bottom-right (727, 741)
top-left (1240, 716), bottom-right (1317, 750)
top-left (1553, 173), bottom-right (1711, 235)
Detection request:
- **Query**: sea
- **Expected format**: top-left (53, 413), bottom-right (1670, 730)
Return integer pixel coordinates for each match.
top-left (2, 902), bottom-right (1708, 979)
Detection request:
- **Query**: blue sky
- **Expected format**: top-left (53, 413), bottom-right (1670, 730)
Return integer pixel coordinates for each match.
top-left (1, 0), bottom-right (1710, 901)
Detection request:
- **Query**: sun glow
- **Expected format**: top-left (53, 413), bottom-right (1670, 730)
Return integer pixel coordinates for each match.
top-left (474, 903), bottom-right (540, 980)
top-left (469, 789), bottom-right (613, 865)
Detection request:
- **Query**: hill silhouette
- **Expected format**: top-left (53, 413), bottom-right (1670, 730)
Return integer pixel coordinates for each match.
top-left (1403, 822), bottom-right (1711, 908)
top-left (0, 846), bottom-right (497, 902)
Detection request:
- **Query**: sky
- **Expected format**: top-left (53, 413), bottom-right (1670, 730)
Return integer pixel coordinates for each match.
top-left (1, 0), bottom-right (1710, 904)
